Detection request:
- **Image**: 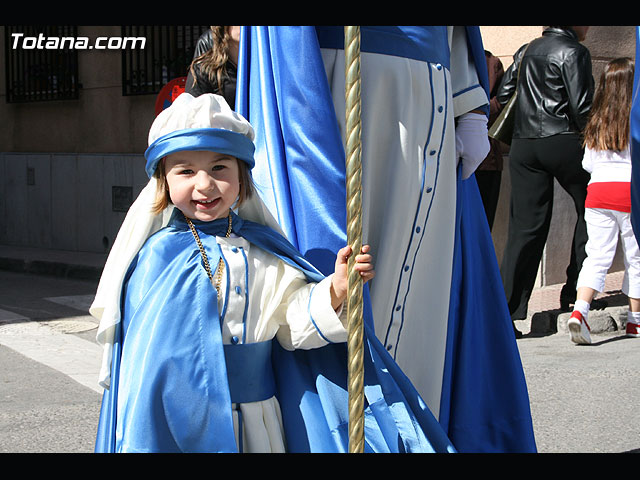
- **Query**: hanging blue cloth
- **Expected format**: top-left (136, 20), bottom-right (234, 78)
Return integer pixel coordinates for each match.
top-left (630, 27), bottom-right (640, 242)
top-left (440, 168), bottom-right (537, 452)
top-left (236, 26), bottom-right (348, 276)
top-left (236, 25), bottom-right (536, 452)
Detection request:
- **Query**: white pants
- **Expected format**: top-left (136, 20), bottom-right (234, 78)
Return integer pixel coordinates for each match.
top-left (577, 207), bottom-right (640, 298)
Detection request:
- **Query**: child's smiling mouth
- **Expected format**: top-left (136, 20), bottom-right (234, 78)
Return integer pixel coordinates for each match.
top-left (193, 198), bottom-right (220, 210)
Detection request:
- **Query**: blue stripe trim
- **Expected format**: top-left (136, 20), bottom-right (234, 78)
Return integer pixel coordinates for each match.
top-left (384, 66), bottom-right (449, 358)
top-left (315, 26), bottom-right (450, 68)
top-left (144, 127), bottom-right (256, 177)
top-left (219, 248), bottom-right (229, 325)
top-left (452, 83), bottom-right (483, 99)
top-left (239, 246), bottom-right (249, 344)
top-left (307, 284), bottom-right (333, 344)
top-left (384, 63), bottom-right (437, 352)
top-left (396, 79), bottom-right (448, 355)
top-left (237, 406), bottom-right (243, 453)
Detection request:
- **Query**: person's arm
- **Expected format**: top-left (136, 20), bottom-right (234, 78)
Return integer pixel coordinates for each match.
top-left (273, 245), bottom-right (374, 350)
top-left (449, 26), bottom-right (490, 118)
top-left (496, 44), bottom-right (528, 107)
top-left (582, 147), bottom-right (594, 174)
top-left (563, 48), bottom-right (595, 132)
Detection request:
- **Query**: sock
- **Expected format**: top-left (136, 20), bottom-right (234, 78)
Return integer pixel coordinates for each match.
top-left (628, 311), bottom-right (640, 326)
top-left (573, 299), bottom-right (590, 319)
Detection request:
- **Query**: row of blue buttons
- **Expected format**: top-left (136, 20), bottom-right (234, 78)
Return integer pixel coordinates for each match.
top-left (229, 245), bottom-right (244, 346)
top-left (389, 96), bottom-right (443, 350)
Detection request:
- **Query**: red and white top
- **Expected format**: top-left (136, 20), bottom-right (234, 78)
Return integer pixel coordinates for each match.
top-left (582, 146), bottom-right (631, 213)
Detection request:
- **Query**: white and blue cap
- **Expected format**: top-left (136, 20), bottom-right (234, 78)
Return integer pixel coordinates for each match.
top-left (144, 93), bottom-right (256, 178)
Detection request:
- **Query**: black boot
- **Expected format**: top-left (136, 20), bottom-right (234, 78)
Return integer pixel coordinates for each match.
top-left (559, 284), bottom-right (575, 311)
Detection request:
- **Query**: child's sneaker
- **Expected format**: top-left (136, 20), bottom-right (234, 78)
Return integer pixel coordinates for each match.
top-left (568, 311), bottom-right (591, 345)
top-left (626, 322), bottom-right (640, 338)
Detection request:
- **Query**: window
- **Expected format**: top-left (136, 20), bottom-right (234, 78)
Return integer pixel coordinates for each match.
top-left (4, 25), bottom-right (79, 103)
top-left (121, 25), bottom-right (209, 96)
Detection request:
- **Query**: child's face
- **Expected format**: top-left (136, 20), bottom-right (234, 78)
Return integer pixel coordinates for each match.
top-left (165, 150), bottom-right (241, 222)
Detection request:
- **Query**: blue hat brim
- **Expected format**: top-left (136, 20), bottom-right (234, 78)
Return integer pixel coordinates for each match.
top-left (144, 127), bottom-right (256, 177)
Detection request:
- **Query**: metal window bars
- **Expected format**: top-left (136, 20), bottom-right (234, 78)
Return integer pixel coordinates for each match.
top-left (121, 25), bottom-right (208, 96)
top-left (4, 25), bottom-right (79, 103)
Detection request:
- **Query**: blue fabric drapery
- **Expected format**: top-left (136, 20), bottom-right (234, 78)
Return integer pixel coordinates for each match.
top-left (236, 25), bottom-right (536, 452)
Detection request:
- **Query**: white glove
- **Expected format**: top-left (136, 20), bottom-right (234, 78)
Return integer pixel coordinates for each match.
top-left (455, 112), bottom-right (490, 179)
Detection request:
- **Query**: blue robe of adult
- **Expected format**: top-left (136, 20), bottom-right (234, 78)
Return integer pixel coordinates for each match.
top-left (236, 26), bottom-right (536, 453)
top-left (631, 26), bottom-right (640, 242)
top-left (94, 211), bottom-right (456, 453)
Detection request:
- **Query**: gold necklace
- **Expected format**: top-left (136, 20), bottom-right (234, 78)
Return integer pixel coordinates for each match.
top-left (185, 211), bottom-right (233, 298)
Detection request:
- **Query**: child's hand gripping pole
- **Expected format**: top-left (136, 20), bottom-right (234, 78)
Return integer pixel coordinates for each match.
top-left (330, 245), bottom-right (375, 310)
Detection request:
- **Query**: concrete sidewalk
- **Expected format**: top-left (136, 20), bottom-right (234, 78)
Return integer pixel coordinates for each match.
top-left (517, 270), bottom-right (630, 338)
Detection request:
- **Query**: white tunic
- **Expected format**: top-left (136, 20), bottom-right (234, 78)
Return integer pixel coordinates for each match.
top-left (318, 27), bottom-right (488, 417)
top-left (215, 234), bottom-right (346, 452)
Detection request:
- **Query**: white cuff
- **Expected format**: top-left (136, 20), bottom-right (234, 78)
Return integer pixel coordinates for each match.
top-left (307, 275), bottom-right (348, 344)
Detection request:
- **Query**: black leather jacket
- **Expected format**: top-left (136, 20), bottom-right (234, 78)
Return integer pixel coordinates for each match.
top-left (496, 27), bottom-right (594, 139)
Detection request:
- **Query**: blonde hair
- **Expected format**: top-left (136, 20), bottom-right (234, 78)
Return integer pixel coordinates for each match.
top-left (583, 57), bottom-right (634, 151)
top-left (150, 157), bottom-right (255, 215)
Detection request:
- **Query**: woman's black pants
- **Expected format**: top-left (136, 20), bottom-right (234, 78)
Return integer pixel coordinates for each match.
top-left (500, 134), bottom-right (590, 319)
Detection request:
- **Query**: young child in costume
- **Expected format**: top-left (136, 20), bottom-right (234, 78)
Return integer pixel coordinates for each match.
top-left (93, 93), bottom-right (456, 453)
top-left (569, 57), bottom-right (640, 344)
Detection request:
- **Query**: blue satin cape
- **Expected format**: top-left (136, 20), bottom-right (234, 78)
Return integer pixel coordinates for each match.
top-left (236, 26), bottom-right (536, 453)
top-left (95, 211), bottom-right (456, 453)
